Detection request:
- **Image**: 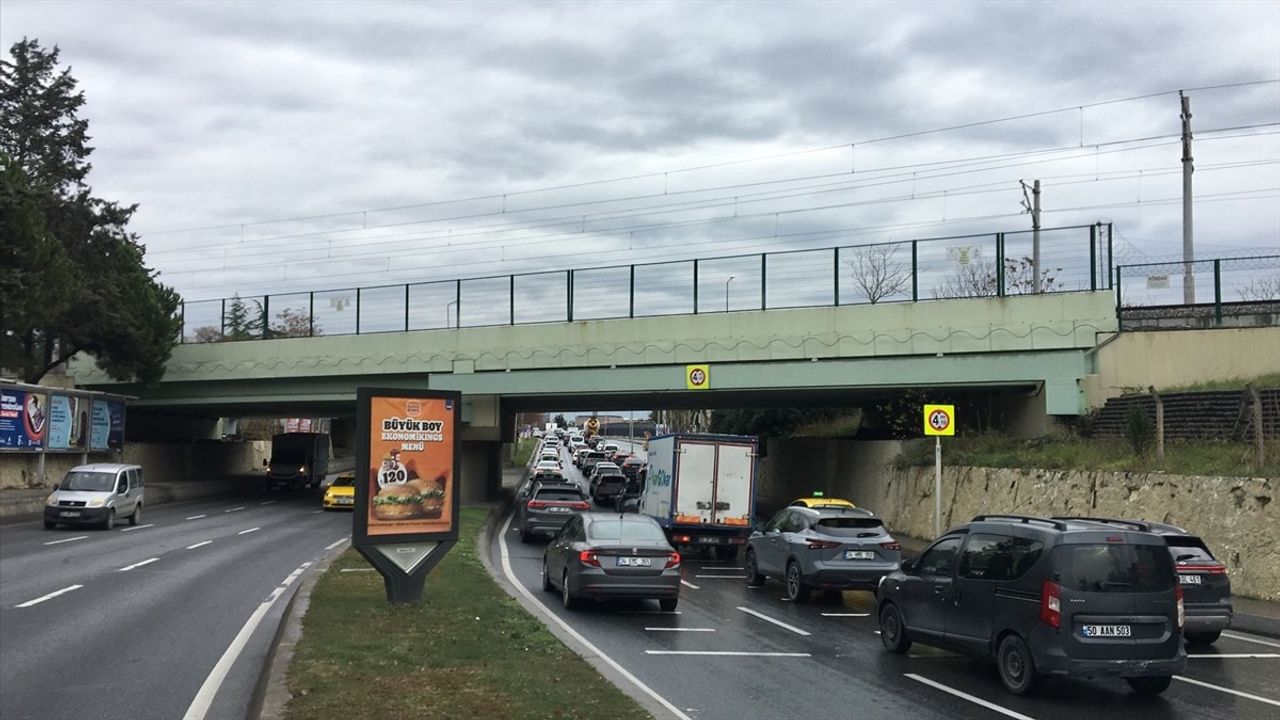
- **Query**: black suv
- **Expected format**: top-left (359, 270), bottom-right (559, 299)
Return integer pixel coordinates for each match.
top-left (877, 515), bottom-right (1186, 696)
top-left (1053, 517), bottom-right (1232, 646)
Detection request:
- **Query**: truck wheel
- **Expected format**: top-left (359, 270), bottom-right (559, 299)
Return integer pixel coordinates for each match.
top-left (785, 560), bottom-right (811, 603)
top-left (714, 545), bottom-right (738, 561)
top-left (1126, 676), bottom-right (1172, 696)
top-left (745, 549), bottom-right (766, 587)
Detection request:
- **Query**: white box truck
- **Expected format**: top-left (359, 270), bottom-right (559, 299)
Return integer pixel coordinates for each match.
top-left (639, 433), bottom-right (758, 560)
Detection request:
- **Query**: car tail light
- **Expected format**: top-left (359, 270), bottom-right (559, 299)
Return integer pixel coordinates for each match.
top-left (1175, 584), bottom-right (1185, 629)
top-left (1040, 580), bottom-right (1061, 629)
top-left (880, 541), bottom-right (901, 550)
top-left (665, 552), bottom-right (681, 569)
top-left (527, 500), bottom-right (547, 509)
top-left (569, 501), bottom-right (590, 510)
top-left (1177, 563), bottom-right (1227, 574)
top-left (805, 539), bottom-right (840, 550)
top-left (674, 534), bottom-right (691, 543)
top-left (579, 550), bottom-right (600, 567)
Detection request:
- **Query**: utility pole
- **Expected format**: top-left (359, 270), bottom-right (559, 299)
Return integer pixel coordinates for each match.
top-left (1181, 92), bottom-right (1195, 304)
top-left (1021, 179), bottom-right (1042, 292)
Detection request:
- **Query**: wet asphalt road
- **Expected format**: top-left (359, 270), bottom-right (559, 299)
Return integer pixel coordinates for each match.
top-left (493, 440), bottom-right (1280, 720)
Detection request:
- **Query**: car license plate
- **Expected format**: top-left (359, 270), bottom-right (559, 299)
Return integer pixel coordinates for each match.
top-left (616, 557), bottom-right (652, 567)
top-left (59, 511), bottom-right (80, 517)
top-left (1179, 574), bottom-right (1203, 585)
top-left (547, 506), bottom-right (569, 513)
top-left (1080, 624), bottom-right (1131, 638)
top-left (844, 550), bottom-right (875, 560)
top-left (338, 498), bottom-right (353, 505)
top-left (695, 537), bottom-right (723, 544)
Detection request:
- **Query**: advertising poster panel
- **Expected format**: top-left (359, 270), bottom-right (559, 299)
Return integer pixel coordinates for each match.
top-left (90, 400), bottom-right (126, 451)
top-left (47, 395), bottom-right (83, 450)
top-left (0, 389), bottom-right (47, 450)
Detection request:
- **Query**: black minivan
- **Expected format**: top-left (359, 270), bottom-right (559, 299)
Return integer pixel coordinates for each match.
top-left (877, 515), bottom-right (1186, 696)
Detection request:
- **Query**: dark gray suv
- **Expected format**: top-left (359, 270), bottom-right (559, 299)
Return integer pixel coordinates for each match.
top-left (877, 514), bottom-right (1186, 696)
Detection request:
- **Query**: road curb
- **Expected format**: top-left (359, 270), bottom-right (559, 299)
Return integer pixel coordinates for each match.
top-left (252, 541), bottom-right (346, 720)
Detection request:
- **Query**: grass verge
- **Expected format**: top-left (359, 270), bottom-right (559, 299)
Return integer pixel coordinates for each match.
top-left (513, 437), bottom-right (537, 468)
top-left (896, 434), bottom-right (1280, 477)
top-left (285, 507), bottom-right (652, 720)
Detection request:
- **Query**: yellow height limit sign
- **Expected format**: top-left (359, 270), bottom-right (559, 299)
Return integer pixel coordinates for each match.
top-left (922, 404), bottom-right (955, 538)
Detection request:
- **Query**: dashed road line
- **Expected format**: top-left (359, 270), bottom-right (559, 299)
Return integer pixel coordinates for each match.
top-left (1222, 631), bottom-right (1280, 649)
top-left (822, 612), bottom-right (871, 617)
top-left (186, 540), bottom-right (213, 550)
top-left (737, 606), bottom-right (811, 636)
top-left (646, 651), bottom-right (811, 657)
top-left (697, 566), bottom-right (745, 570)
top-left (325, 537), bottom-right (349, 551)
top-left (1174, 675), bottom-right (1280, 707)
top-left (904, 673), bottom-right (1037, 719)
top-left (120, 523), bottom-right (155, 532)
top-left (680, 579), bottom-right (700, 590)
top-left (1188, 653), bottom-right (1280, 659)
top-left (186, 515), bottom-right (207, 520)
top-left (260, 500), bottom-right (278, 506)
top-left (118, 557), bottom-right (159, 572)
top-left (224, 506), bottom-right (246, 514)
top-left (645, 627), bottom-right (716, 632)
top-left (237, 527), bottom-right (260, 535)
top-left (43, 535), bottom-right (88, 546)
top-left (16, 584), bottom-right (84, 608)
top-left (696, 574), bottom-right (747, 579)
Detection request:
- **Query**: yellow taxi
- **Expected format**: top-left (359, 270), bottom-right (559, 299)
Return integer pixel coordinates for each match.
top-left (323, 473), bottom-right (356, 510)
top-left (789, 492), bottom-right (856, 510)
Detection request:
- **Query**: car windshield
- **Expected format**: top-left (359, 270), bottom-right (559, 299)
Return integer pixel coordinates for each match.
top-left (60, 471), bottom-right (116, 492)
top-left (596, 463), bottom-right (618, 471)
top-left (588, 452), bottom-right (605, 459)
top-left (814, 517), bottom-right (884, 536)
top-left (588, 520), bottom-right (667, 542)
top-left (1054, 543), bottom-right (1175, 592)
top-left (273, 452), bottom-right (304, 464)
top-left (1165, 536), bottom-right (1217, 563)
top-left (331, 476), bottom-right (355, 487)
top-left (535, 489), bottom-right (583, 502)
top-left (597, 475), bottom-right (625, 485)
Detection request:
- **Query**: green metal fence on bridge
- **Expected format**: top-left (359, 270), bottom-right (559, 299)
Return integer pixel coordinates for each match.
top-left (1116, 254), bottom-right (1280, 329)
top-left (177, 223), bottom-right (1113, 342)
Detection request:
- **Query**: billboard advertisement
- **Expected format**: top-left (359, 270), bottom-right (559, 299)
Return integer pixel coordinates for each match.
top-left (90, 399), bottom-right (126, 451)
top-left (0, 389), bottom-right (47, 450)
top-left (47, 394), bottom-right (88, 450)
top-left (355, 390), bottom-right (461, 542)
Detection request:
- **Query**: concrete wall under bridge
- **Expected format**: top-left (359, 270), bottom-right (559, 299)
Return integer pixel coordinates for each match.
top-left (761, 438), bottom-right (1279, 601)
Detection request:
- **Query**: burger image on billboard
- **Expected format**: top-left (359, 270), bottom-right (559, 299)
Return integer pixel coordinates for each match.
top-left (372, 483), bottom-right (425, 521)
top-left (408, 476), bottom-right (446, 519)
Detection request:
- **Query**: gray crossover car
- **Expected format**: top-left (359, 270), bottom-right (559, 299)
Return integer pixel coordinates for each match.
top-left (517, 482), bottom-right (588, 543)
top-left (745, 506), bottom-right (901, 602)
top-left (877, 514), bottom-right (1186, 696)
top-left (543, 512), bottom-right (681, 611)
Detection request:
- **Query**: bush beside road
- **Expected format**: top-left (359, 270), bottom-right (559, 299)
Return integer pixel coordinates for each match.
top-left (284, 507), bottom-right (651, 720)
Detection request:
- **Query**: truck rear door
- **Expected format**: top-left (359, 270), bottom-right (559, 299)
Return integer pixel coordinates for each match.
top-left (673, 440), bottom-right (716, 524)
top-left (711, 443), bottom-right (753, 527)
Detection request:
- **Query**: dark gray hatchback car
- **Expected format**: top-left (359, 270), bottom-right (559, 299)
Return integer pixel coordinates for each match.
top-left (543, 512), bottom-right (681, 611)
top-left (877, 515), bottom-right (1186, 696)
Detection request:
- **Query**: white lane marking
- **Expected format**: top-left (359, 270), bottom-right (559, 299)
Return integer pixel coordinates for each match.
top-left (680, 579), bottom-right (700, 590)
top-left (616, 610), bottom-right (682, 615)
top-left (186, 541), bottom-right (213, 550)
top-left (325, 537), bottom-right (349, 551)
top-left (1188, 653), bottom-right (1280, 659)
top-left (260, 500), bottom-right (278, 505)
top-left (224, 506), bottom-right (246, 513)
top-left (339, 568), bottom-right (375, 573)
top-left (15, 584), bottom-right (84, 608)
top-left (237, 527), bottom-right (260, 535)
top-left (822, 612), bottom-right (871, 617)
top-left (904, 673), bottom-right (1037, 720)
top-left (1174, 675), bottom-right (1280, 707)
top-left (644, 627), bottom-right (716, 632)
top-left (183, 561), bottom-right (311, 720)
top-left (186, 515), bottom-right (207, 520)
top-left (43, 535), bottom-right (88, 546)
top-left (695, 574), bottom-right (747, 579)
top-left (120, 523), bottom-right (155, 532)
top-left (909, 652), bottom-right (963, 659)
top-left (118, 557), bottom-right (159, 572)
top-left (697, 566), bottom-right (745, 570)
top-left (1222, 631), bottom-right (1280, 649)
top-left (498, 513), bottom-right (693, 720)
top-left (645, 651), bottom-right (811, 657)
top-left (311, 510), bottom-right (324, 514)
top-left (737, 606), bottom-right (812, 636)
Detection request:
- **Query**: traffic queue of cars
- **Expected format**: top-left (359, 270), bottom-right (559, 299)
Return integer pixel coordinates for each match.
top-left (516, 433), bottom-right (1234, 698)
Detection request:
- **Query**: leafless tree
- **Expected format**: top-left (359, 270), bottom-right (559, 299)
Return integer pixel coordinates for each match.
top-left (190, 326), bottom-right (223, 343)
top-left (1238, 276), bottom-right (1280, 301)
top-left (268, 307), bottom-right (321, 338)
top-left (932, 256), bottom-right (1062, 298)
top-left (846, 244), bottom-right (910, 304)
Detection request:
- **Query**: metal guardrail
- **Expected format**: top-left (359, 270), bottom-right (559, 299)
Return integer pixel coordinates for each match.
top-left (177, 223), bottom-right (1113, 342)
top-left (1116, 254), bottom-right (1280, 329)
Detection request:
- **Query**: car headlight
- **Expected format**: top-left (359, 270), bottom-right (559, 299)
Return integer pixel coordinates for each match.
top-left (86, 498), bottom-right (106, 508)
top-left (298, 465), bottom-right (306, 473)
top-left (46, 495), bottom-right (59, 506)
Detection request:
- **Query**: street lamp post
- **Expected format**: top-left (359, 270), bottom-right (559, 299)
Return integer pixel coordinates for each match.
top-left (445, 300), bottom-right (458, 328)
top-left (725, 275), bottom-right (735, 312)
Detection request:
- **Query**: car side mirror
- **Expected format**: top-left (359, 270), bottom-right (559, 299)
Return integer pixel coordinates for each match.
top-left (901, 559), bottom-right (917, 574)
top-left (262, 458), bottom-right (270, 467)
top-left (51, 483), bottom-right (59, 491)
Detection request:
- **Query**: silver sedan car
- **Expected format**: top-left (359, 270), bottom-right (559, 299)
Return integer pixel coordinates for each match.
top-left (543, 512), bottom-right (681, 611)
top-left (745, 505), bottom-right (901, 602)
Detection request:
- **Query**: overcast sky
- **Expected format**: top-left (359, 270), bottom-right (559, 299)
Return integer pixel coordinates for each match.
top-left (4, 0), bottom-right (1279, 322)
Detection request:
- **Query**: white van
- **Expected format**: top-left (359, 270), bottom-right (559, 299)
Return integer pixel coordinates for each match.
top-left (44, 463), bottom-right (145, 530)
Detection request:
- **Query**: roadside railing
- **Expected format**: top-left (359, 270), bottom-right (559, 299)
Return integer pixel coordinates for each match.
top-left (177, 223), bottom-right (1113, 342)
top-left (1116, 254), bottom-right (1280, 330)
